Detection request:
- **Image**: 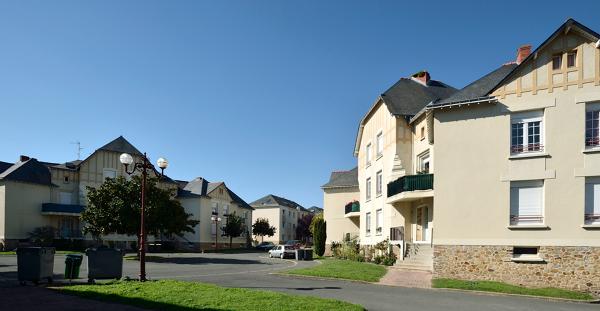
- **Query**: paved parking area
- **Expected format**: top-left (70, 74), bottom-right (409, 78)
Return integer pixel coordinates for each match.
top-left (1, 252), bottom-right (598, 311)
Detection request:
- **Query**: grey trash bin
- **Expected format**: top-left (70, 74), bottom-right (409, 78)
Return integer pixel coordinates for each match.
top-left (86, 247), bottom-right (124, 283)
top-left (295, 248), bottom-right (305, 261)
top-left (16, 247), bottom-right (55, 285)
top-left (303, 248), bottom-right (313, 261)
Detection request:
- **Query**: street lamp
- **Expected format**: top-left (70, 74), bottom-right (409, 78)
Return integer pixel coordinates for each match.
top-left (119, 152), bottom-right (168, 282)
top-left (211, 215), bottom-right (222, 250)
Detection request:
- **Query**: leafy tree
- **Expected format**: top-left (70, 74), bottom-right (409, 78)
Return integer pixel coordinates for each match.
top-left (81, 176), bottom-right (199, 241)
top-left (221, 213), bottom-right (245, 249)
top-left (252, 218), bottom-right (276, 243)
top-left (311, 214), bottom-right (326, 257)
top-left (296, 214), bottom-right (314, 244)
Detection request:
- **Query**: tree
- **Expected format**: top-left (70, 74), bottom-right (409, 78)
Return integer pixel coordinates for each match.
top-left (222, 213), bottom-right (245, 249)
top-left (252, 218), bottom-right (276, 243)
top-left (296, 214), bottom-right (314, 244)
top-left (310, 213), bottom-right (326, 257)
top-left (81, 176), bottom-right (199, 241)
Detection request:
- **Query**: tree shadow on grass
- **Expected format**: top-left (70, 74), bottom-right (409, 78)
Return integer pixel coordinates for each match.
top-left (58, 289), bottom-right (226, 311)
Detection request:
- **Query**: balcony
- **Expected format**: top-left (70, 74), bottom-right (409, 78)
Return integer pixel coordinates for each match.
top-left (344, 201), bottom-right (360, 218)
top-left (387, 174), bottom-right (434, 203)
top-left (41, 203), bottom-right (85, 216)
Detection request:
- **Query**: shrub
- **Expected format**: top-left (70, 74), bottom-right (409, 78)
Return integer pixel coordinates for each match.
top-left (311, 215), bottom-right (326, 257)
top-left (330, 241), bottom-right (342, 257)
top-left (28, 226), bottom-right (56, 247)
top-left (382, 252), bottom-right (397, 266)
top-left (373, 255), bottom-right (384, 265)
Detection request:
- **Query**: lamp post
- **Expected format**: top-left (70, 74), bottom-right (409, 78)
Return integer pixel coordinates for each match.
top-left (119, 152), bottom-right (168, 282)
top-left (211, 215), bottom-right (222, 250)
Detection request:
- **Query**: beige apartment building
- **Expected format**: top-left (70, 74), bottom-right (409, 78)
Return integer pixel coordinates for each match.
top-left (429, 19), bottom-right (600, 294)
top-left (325, 18), bottom-right (600, 295)
top-left (322, 167), bottom-right (359, 249)
top-left (0, 136), bottom-right (252, 251)
top-left (250, 194), bottom-right (308, 243)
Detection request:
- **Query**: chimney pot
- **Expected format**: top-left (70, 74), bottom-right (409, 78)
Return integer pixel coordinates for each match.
top-left (516, 44), bottom-right (532, 64)
top-left (19, 155), bottom-right (30, 162)
top-left (411, 71), bottom-right (430, 85)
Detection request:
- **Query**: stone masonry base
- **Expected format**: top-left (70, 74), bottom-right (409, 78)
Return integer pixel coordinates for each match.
top-left (433, 245), bottom-right (600, 296)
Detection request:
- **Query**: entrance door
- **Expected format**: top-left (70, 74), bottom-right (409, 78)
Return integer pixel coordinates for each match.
top-left (415, 206), bottom-right (429, 242)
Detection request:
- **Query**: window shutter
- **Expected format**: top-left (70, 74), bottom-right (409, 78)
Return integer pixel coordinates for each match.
top-left (586, 182), bottom-right (600, 215)
top-left (518, 186), bottom-right (543, 216)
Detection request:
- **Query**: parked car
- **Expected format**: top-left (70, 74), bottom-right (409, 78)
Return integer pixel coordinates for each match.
top-left (255, 242), bottom-right (275, 251)
top-left (268, 245), bottom-right (296, 259)
top-left (284, 240), bottom-right (301, 246)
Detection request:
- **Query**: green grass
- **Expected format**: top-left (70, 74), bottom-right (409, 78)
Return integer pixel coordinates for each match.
top-left (286, 258), bottom-right (387, 282)
top-left (0, 250), bottom-right (83, 255)
top-left (58, 280), bottom-right (364, 311)
top-left (432, 278), bottom-right (594, 300)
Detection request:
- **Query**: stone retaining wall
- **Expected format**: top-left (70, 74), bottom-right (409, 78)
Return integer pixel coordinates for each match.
top-left (433, 245), bottom-right (600, 296)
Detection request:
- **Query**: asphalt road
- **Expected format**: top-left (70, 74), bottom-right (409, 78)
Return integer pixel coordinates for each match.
top-left (0, 252), bottom-right (597, 311)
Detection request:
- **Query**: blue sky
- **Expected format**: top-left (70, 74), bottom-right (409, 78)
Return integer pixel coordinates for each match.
top-left (1, 1), bottom-right (599, 208)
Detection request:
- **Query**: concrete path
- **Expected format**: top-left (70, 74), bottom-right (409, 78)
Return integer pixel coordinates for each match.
top-left (378, 267), bottom-right (432, 288)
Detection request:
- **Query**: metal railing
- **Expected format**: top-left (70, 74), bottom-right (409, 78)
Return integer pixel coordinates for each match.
top-left (585, 214), bottom-right (600, 222)
top-left (344, 201), bottom-right (360, 214)
top-left (510, 215), bottom-right (544, 225)
top-left (586, 137), bottom-right (600, 147)
top-left (389, 226), bottom-right (404, 241)
top-left (387, 174), bottom-right (433, 198)
top-left (511, 143), bottom-right (544, 154)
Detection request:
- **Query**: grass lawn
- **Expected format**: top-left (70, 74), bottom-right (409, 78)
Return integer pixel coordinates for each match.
top-left (0, 250), bottom-right (83, 255)
top-left (58, 279), bottom-right (364, 311)
top-left (286, 258), bottom-right (387, 282)
top-left (432, 278), bottom-right (594, 300)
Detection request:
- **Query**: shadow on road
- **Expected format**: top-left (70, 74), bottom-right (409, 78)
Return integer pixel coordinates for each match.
top-left (239, 285), bottom-right (342, 291)
top-left (130, 256), bottom-right (262, 265)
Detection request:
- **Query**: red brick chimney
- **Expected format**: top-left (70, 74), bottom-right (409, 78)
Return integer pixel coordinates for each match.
top-left (412, 71), bottom-right (430, 85)
top-left (516, 45), bottom-right (532, 64)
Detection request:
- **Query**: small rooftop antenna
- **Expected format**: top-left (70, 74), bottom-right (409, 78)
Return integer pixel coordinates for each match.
top-left (70, 141), bottom-right (84, 160)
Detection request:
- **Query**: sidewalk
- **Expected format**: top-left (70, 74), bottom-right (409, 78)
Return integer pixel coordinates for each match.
top-left (377, 267), bottom-right (432, 288)
top-left (0, 286), bottom-right (148, 311)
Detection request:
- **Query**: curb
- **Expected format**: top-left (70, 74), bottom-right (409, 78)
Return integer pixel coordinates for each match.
top-left (271, 272), bottom-right (379, 285)
top-left (432, 287), bottom-right (600, 304)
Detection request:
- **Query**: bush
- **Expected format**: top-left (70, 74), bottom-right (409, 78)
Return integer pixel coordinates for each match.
top-left (28, 226), bottom-right (56, 247)
top-left (311, 215), bottom-right (326, 257)
top-left (373, 255), bottom-right (384, 265)
top-left (330, 241), bottom-right (342, 257)
top-left (382, 252), bottom-right (397, 266)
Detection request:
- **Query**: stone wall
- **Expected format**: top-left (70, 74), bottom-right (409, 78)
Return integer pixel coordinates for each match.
top-left (434, 245), bottom-right (600, 296)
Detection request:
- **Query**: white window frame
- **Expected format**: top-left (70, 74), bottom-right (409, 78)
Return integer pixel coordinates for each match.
top-left (212, 202), bottom-right (218, 215)
top-left (585, 177), bottom-right (600, 225)
top-left (102, 168), bottom-right (117, 180)
top-left (376, 132), bottom-right (383, 158)
top-left (417, 150), bottom-right (430, 174)
top-left (375, 209), bottom-right (382, 235)
top-left (366, 143), bottom-right (372, 166)
top-left (511, 111), bottom-right (544, 155)
top-left (375, 171), bottom-right (383, 197)
top-left (510, 180), bottom-right (544, 226)
top-left (366, 177), bottom-right (372, 201)
top-left (586, 103), bottom-right (600, 149)
top-left (365, 212), bottom-right (371, 235)
top-left (223, 204), bottom-right (229, 215)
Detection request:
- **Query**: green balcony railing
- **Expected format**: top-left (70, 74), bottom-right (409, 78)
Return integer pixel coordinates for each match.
top-left (344, 201), bottom-right (360, 214)
top-left (387, 174), bottom-right (433, 198)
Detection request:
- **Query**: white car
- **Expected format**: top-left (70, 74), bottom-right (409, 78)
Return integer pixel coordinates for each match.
top-left (268, 245), bottom-right (296, 259)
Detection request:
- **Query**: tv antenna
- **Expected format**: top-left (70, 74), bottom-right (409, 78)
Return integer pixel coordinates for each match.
top-left (70, 141), bottom-right (84, 160)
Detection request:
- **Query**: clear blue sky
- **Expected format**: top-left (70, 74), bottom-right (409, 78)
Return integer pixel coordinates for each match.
top-left (1, 1), bottom-right (599, 208)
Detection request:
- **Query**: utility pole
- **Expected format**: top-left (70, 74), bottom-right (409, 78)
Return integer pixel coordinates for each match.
top-left (70, 141), bottom-right (84, 160)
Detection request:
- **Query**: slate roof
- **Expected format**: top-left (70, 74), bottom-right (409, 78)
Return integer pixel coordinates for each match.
top-left (0, 158), bottom-right (54, 186)
top-left (250, 194), bottom-right (305, 211)
top-left (177, 177), bottom-right (252, 210)
top-left (307, 206), bottom-right (323, 213)
top-left (381, 78), bottom-right (457, 116)
top-left (321, 167), bottom-right (358, 189)
top-left (428, 63), bottom-right (518, 108)
top-left (0, 161), bottom-right (13, 175)
top-left (98, 136), bottom-right (142, 155)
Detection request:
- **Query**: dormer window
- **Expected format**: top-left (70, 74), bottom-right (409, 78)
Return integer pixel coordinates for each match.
top-left (552, 54), bottom-right (562, 71)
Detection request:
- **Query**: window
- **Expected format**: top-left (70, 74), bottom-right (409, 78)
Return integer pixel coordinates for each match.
top-left (212, 202), bottom-right (218, 215)
top-left (366, 178), bottom-right (372, 201)
top-left (586, 104), bottom-right (600, 148)
top-left (417, 150), bottom-right (430, 174)
top-left (510, 180), bottom-right (544, 225)
top-left (552, 54), bottom-right (562, 70)
top-left (59, 192), bottom-right (72, 204)
top-left (512, 247), bottom-right (542, 262)
top-left (375, 209), bottom-right (382, 234)
top-left (420, 126), bottom-right (425, 140)
top-left (567, 51), bottom-right (577, 68)
top-left (365, 212), bottom-right (371, 235)
top-left (511, 111), bottom-right (544, 154)
top-left (585, 177), bottom-right (600, 224)
top-left (102, 168), bottom-right (117, 180)
top-left (63, 176), bottom-right (70, 184)
top-left (366, 143), bottom-right (372, 165)
top-left (223, 204), bottom-right (229, 215)
top-left (211, 223), bottom-right (217, 235)
top-left (376, 171), bottom-right (383, 196)
top-left (376, 132), bottom-right (383, 157)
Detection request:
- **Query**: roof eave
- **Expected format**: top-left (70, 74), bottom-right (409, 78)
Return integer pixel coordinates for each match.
top-left (427, 96), bottom-right (498, 111)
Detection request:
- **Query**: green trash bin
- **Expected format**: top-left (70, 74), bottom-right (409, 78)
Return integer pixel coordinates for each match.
top-left (64, 254), bottom-right (83, 279)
